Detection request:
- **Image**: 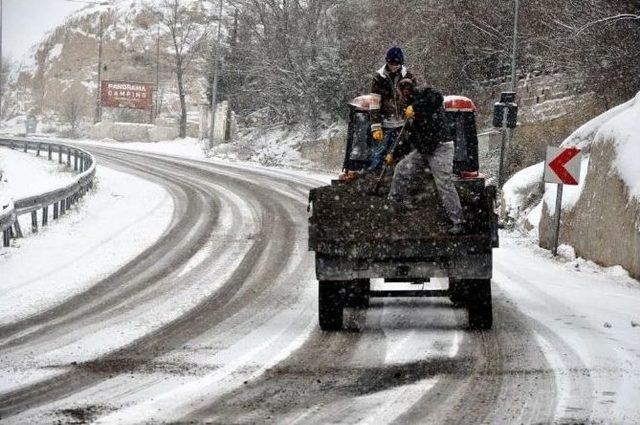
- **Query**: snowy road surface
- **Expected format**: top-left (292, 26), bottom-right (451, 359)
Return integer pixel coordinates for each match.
top-left (1, 146), bottom-right (639, 424)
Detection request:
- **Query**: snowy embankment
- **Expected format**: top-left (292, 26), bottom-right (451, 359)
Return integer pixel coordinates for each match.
top-left (503, 91), bottom-right (640, 278)
top-left (0, 148), bottom-right (174, 324)
top-left (72, 136), bottom-right (336, 184)
top-left (0, 148), bottom-right (77, 199)
top-left (73, 119), bottom-right (346, 172)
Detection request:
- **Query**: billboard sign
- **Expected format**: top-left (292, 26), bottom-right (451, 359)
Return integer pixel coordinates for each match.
top-left (101, 80), bottom-right (154, 110)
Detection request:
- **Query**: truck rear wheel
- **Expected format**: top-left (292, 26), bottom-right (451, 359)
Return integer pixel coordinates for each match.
top-left (448, 279), bottom-right (466, 308)
top-left (466, 279), bottom-right (492, 330)
top-left (319, 281), bottom-right (345, 331)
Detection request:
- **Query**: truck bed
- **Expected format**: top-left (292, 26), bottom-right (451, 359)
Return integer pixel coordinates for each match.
top-left (308, 173), bottom-right (497, 260)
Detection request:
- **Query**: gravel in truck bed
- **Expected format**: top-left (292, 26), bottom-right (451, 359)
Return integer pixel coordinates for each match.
top-left (309, 173), bottom-right (493, 259)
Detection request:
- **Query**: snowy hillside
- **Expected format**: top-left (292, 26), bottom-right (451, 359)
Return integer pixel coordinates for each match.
top-left (3, 0), bottom-right (216, 129)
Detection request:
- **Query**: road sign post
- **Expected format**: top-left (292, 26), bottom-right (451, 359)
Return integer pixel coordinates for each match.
top-left (552, 183), bottom-right (563, 256)
top-left (544, 146), bottom-right (582, 256)
top-left (494, 92), bottom-right (518, 187)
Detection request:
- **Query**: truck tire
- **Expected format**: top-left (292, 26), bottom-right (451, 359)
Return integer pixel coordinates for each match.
top-left (319, 281), bottom-right (345, 331)
top-left (344, 279), bottom-right (370, 309)
top-left (466, 279), bottom-right (492, 330)
top-left (448, 279), bottom-right (466, 308)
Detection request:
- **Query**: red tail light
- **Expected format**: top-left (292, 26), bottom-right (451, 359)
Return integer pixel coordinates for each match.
top-left (460, 171), bottom-right (481, 179)
top-left (444, 96), bottom-right (476, 112)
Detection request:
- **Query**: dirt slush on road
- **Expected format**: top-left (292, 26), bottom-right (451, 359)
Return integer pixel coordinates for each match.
top-left (308, 95), bottom-right (499, 331)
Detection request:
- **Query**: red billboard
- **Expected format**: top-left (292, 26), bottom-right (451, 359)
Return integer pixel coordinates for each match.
top-left (101, 80), bottom-right (154, 110)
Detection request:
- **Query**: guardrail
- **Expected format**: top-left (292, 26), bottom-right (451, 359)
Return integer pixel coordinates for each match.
top-left (0, 138), bottom-right (96, 247)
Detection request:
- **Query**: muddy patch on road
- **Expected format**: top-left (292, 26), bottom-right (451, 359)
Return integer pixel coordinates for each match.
top-left (47, 358), bottom-right (219, 377)
top-left (54, 404), bottom-right (115, 424)
top-left (186, 357), bottom-right (471, 423)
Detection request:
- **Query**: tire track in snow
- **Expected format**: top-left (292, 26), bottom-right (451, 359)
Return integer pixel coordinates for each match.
top-left (0, 147), bottom-right (315, 421)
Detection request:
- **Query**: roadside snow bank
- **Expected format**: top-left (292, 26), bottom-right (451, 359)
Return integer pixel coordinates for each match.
top-left (560, 96), bottom-right (636, 151)
top-left (592, 91), bottom-right (640, 200)
top-left (501, 162), bottom-right (544, 227)
top-left (72, 134), bottom-right (339, 180)
top-left (537, 92), bottom-right (640, 278)
top-left (75, 119), bottom-right (346, 172)
top-left (0, 147), bottom-right (76, 199)
top-left (0, 165), bottom-right (174, 324)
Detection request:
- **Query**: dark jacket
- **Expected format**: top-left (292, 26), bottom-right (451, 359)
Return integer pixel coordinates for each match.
top-left (393, 86), bottom-right (449, 158)
top-left (370, 65), bottom-right (417, 130)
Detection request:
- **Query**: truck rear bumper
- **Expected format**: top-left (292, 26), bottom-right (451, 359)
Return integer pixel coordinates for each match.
top-left (315, 253), bottom-right (492, 281)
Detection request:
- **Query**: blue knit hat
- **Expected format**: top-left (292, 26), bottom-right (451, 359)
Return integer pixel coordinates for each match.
top-left (385, 47), bottom-right (404, 64)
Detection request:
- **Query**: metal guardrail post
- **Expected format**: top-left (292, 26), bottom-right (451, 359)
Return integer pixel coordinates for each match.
top-left (31, 211), bottom-right (38, 233)
top-left (0, 138), bottom-right (96, 240)
top-left (14, 220), bottom-right (23, 238)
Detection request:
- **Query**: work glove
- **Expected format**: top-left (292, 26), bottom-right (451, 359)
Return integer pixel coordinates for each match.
top-left (372, 128), bottom-right (384, 143)
top-left (338, 170), bottom-right (359, 182)
top-left (385, 153), bottom-right (394, 166)
top-left (404, 105), bottom-right (415, 120)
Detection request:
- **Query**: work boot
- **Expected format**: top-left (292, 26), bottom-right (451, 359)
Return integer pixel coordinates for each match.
top-left (386, 198), bottom-right (406, 214)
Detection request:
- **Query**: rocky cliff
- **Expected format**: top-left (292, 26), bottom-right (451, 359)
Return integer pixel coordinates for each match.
top-left (5, 0), bottom-right (211, 129)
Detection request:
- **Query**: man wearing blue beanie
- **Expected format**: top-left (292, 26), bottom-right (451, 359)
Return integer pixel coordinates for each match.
top-left (369, 47), bottom-right (417, 170)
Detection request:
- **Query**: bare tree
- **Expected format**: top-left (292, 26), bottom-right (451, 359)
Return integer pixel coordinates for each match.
top-left (153, 0), bottom-right (211, 138)
top-left (213, 0), bottom-right (640, 127)
top-left (62, 94), bottom-right (85, 138)
top-left (0, 56), bottom-right (12, 118)
top-left (224, 0), bottom-right (342, 125)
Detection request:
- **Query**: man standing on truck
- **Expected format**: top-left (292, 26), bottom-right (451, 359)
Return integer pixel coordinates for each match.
top-left (387, 86), bottom-right (466, 235)
top-left (368, 47), bottom-right (417, 170)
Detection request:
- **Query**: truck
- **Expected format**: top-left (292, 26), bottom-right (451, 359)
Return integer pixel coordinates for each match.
top-left (307, 95), bottom-right (499, 331)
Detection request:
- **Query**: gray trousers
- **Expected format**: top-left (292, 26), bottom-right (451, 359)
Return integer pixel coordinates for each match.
top-left (389, 142), bottom-right (464, 224)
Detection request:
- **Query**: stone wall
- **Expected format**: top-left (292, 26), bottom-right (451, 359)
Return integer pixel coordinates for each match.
top-left (89, 122), bottom-right (181, 142)
top-left (299, 134), bottom-right (346, 172)
top-left (539, 138), bottom-right (640, 278)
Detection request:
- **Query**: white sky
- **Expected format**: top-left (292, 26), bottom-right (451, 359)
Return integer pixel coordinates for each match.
top-left (3, 0), bottom-right (87, 61)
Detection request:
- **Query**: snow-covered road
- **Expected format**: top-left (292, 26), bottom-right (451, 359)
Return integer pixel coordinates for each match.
top-left (1, 145), bottom-right (639, 424)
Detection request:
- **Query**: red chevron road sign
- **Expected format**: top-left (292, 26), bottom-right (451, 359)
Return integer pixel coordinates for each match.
top-left (544, 147), bottom-right (582, 185)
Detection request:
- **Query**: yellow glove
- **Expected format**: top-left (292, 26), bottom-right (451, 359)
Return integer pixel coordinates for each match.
top-left (385, 153), bottom-right (394, 166)
top-left (372, 128), bottom-right (384, 142)
top-left (404, 105), bottom-right (415, 120)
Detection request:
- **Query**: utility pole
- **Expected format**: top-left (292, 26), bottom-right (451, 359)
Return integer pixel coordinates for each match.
top-left (95, 14), bottom-right (104, 124)
top-left (224, 9), bottom-right (238, 142)
top-left (208, 0), bottom-right (224, 149)
top-left (498, 0), bottom-right (520, 187)
top-left (155, 27), bottom-right (160, 120)
top-left (510, 0), bottom-right (519, 93)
